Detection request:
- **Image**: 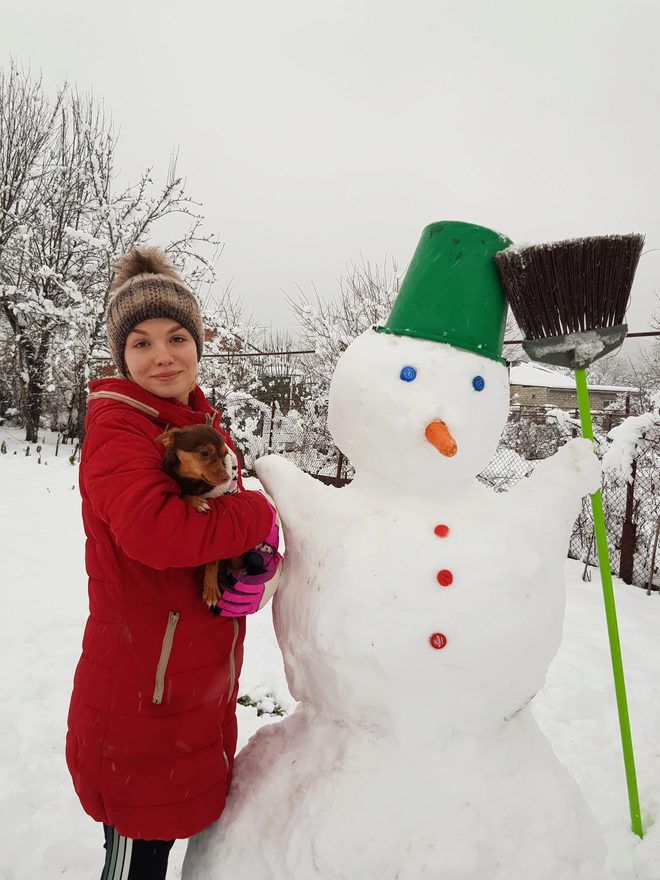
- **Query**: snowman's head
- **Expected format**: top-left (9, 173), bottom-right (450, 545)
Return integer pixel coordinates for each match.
top-left (328, 330), bottom-right (509, 489)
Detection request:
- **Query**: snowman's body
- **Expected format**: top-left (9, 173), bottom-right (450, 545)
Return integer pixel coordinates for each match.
top-left (270, 474), bottom-right (570, 741)
top-left (184, 331), bottom-right (606, 880)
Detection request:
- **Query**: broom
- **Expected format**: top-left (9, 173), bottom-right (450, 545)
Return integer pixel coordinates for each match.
top-left (494, 233), bottom-right (645, 839)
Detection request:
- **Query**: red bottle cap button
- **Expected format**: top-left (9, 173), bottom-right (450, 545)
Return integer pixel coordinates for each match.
top-left (434, 524), bottom-right (449, 537)
top-left (436, 569), bottom-right (453, 587)
top-left (429, 632), bottom-right (447, 650)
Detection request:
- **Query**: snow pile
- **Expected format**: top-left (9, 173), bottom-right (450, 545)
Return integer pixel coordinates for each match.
top-left (1, 425), bottom-right (660, 878)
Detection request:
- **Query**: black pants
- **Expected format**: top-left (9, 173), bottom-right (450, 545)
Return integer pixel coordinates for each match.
top-left (101, 824), bottom-right (176, 880)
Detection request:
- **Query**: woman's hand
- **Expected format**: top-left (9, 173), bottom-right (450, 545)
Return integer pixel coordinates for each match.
top-left (212, 508), bottom-right (281, 616)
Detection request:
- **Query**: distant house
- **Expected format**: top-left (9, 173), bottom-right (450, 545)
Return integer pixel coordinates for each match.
top-left (509, 362), bottom-right (639, 411)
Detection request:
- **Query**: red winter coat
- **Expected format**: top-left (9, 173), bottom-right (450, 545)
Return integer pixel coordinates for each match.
top-left (66, 378), bottom-right (273, 840)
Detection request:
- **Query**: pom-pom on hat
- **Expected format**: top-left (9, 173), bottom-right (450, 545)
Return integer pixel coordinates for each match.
top-left (106, 247), bottom-right (205, 377)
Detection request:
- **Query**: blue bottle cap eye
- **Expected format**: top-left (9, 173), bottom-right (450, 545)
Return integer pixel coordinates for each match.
top-left (472, 375), bottom-right (485, 391)
top-left (400, 366), bottom-right (417, 382)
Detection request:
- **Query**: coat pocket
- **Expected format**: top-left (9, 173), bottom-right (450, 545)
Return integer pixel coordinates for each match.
top-left (152, 611), bottom-right (180, 705)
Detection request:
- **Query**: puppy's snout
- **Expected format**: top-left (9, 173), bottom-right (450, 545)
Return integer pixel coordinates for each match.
top-left (211, 464), bottom-right (230, 483)
top-left (205, 449), bottom-right (232, 486)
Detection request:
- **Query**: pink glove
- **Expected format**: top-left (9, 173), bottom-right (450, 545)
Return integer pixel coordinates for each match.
top-left (213, 511), bottom-right (281, 617)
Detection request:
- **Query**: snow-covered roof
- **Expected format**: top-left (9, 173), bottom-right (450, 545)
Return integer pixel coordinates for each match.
top-left (509, 362), bottom-right (636, 393)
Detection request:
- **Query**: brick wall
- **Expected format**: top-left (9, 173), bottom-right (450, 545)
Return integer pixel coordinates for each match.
top-left (512, 385), bottom-right (624, 412)
top-left (510, 386), bottom-right (549, 406)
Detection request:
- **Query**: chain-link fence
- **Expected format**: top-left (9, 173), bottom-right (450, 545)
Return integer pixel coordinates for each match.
top-left (231, 398), bottom-right (659, 592)
top-left (477, 437), bottom-right (660, 591)
top-left (476, 406), bottom-right (659, 591)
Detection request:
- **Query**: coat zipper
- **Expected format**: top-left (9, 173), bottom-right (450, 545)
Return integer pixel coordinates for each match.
top-left (228, 617), bottom-right (240, 699)
top-left (223, 618), bottom-right (241, 770)
top-left (152, 611), bottom-right (180, 705)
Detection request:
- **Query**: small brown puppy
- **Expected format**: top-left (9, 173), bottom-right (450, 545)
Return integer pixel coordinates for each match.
top-left (156, 424), bottom-right (239, 606)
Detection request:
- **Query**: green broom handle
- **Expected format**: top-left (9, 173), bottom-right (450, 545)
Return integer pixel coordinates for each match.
top-left (574, 368), bottom-right (643, 838)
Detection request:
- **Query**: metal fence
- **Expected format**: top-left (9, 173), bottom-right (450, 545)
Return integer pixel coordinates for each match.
top-left (234, 400), bottom-right (659, 592)
top-left (477, 440), bottom-right (660, 591)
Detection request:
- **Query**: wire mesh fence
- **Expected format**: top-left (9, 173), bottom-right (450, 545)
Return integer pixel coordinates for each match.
top-left (230, 399), bottom-right (659, 592)
top-left (476, 441), bottom-right (659, 591)
top-left (570, 437), bottom-right (660, 592)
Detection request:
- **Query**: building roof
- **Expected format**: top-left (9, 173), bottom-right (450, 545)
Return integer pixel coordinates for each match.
top-left (509, 362), bottom-right (636, 393)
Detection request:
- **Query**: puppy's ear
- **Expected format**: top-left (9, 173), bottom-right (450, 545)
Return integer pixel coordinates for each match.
top-left (155, 428), bottom-right (180, 449)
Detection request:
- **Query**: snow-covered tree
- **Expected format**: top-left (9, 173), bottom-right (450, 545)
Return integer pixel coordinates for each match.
top-left (59, 139), bottom-right (221, 439)
top-left (197, 291), bottom-right (307, 469)
top-left (197, 286), bottom-right (266, 463)
top-left (288, 258), bottom-right (400, 472)
top-left (0, 64), bottom-right (65, 439)
top-left (635, 293), bottom-right (660, 396)
top-left (0, 62), bottom-right (220, 440)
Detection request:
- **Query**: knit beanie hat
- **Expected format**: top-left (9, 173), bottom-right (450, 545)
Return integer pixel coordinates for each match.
top-left (106, 247), bottom-right (205, 377)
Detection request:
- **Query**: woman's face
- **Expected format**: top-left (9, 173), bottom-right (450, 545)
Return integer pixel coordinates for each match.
top-left (124, 318), bottom-right (199, 403)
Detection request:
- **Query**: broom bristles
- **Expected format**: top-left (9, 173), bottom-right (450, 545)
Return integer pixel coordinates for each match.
top-left (494, 234), bottom-right (644, 340)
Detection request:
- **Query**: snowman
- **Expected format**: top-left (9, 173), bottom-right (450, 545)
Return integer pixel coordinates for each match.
top-left (184, 222), bottom-right (606, 880)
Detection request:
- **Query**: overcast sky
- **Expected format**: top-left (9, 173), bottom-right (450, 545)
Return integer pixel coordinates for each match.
top-left (3, 0), bottom-right (660, 356)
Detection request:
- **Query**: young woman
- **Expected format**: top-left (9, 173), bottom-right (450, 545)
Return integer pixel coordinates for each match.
top-left (66, 248), bottom-right (278, 879)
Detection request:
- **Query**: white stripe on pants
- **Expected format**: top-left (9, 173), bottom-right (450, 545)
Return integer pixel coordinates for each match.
top-left (103, 827), bottom-right (134, 880)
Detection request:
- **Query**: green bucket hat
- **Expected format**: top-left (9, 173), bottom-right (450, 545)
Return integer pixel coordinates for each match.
top-left (376, 221), bottom-right (513, 363)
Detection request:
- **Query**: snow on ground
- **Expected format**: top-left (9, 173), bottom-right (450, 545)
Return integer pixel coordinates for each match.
top-left (1, 426), bottom-right (659, 879)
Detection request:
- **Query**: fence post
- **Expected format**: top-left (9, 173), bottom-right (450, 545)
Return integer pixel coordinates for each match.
top-left (335, 451), bottom-right (344, 486)
top-left (267, 399), bottom-right (276, 452)
top-left (619, 395), bottom-right (636, 585)
top-left (647, 516), bottom-right (660, 595)
top-left (618, 459), bottom-right (637, 584)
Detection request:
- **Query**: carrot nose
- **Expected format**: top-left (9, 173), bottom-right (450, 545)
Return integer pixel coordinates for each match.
top-left (425, 420), bottom-right (457, 457)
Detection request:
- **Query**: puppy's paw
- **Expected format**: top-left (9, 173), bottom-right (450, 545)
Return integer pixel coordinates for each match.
top-left (202, 580), bottom-right (221, 606)
top-left (184, 495), bottom-right (210, 513)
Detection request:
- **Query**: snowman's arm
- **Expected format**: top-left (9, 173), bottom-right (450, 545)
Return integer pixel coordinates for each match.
top-left (254, 454), bottom-right (332, 531)
top-left (508, 437), bottom-right (601, 516)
